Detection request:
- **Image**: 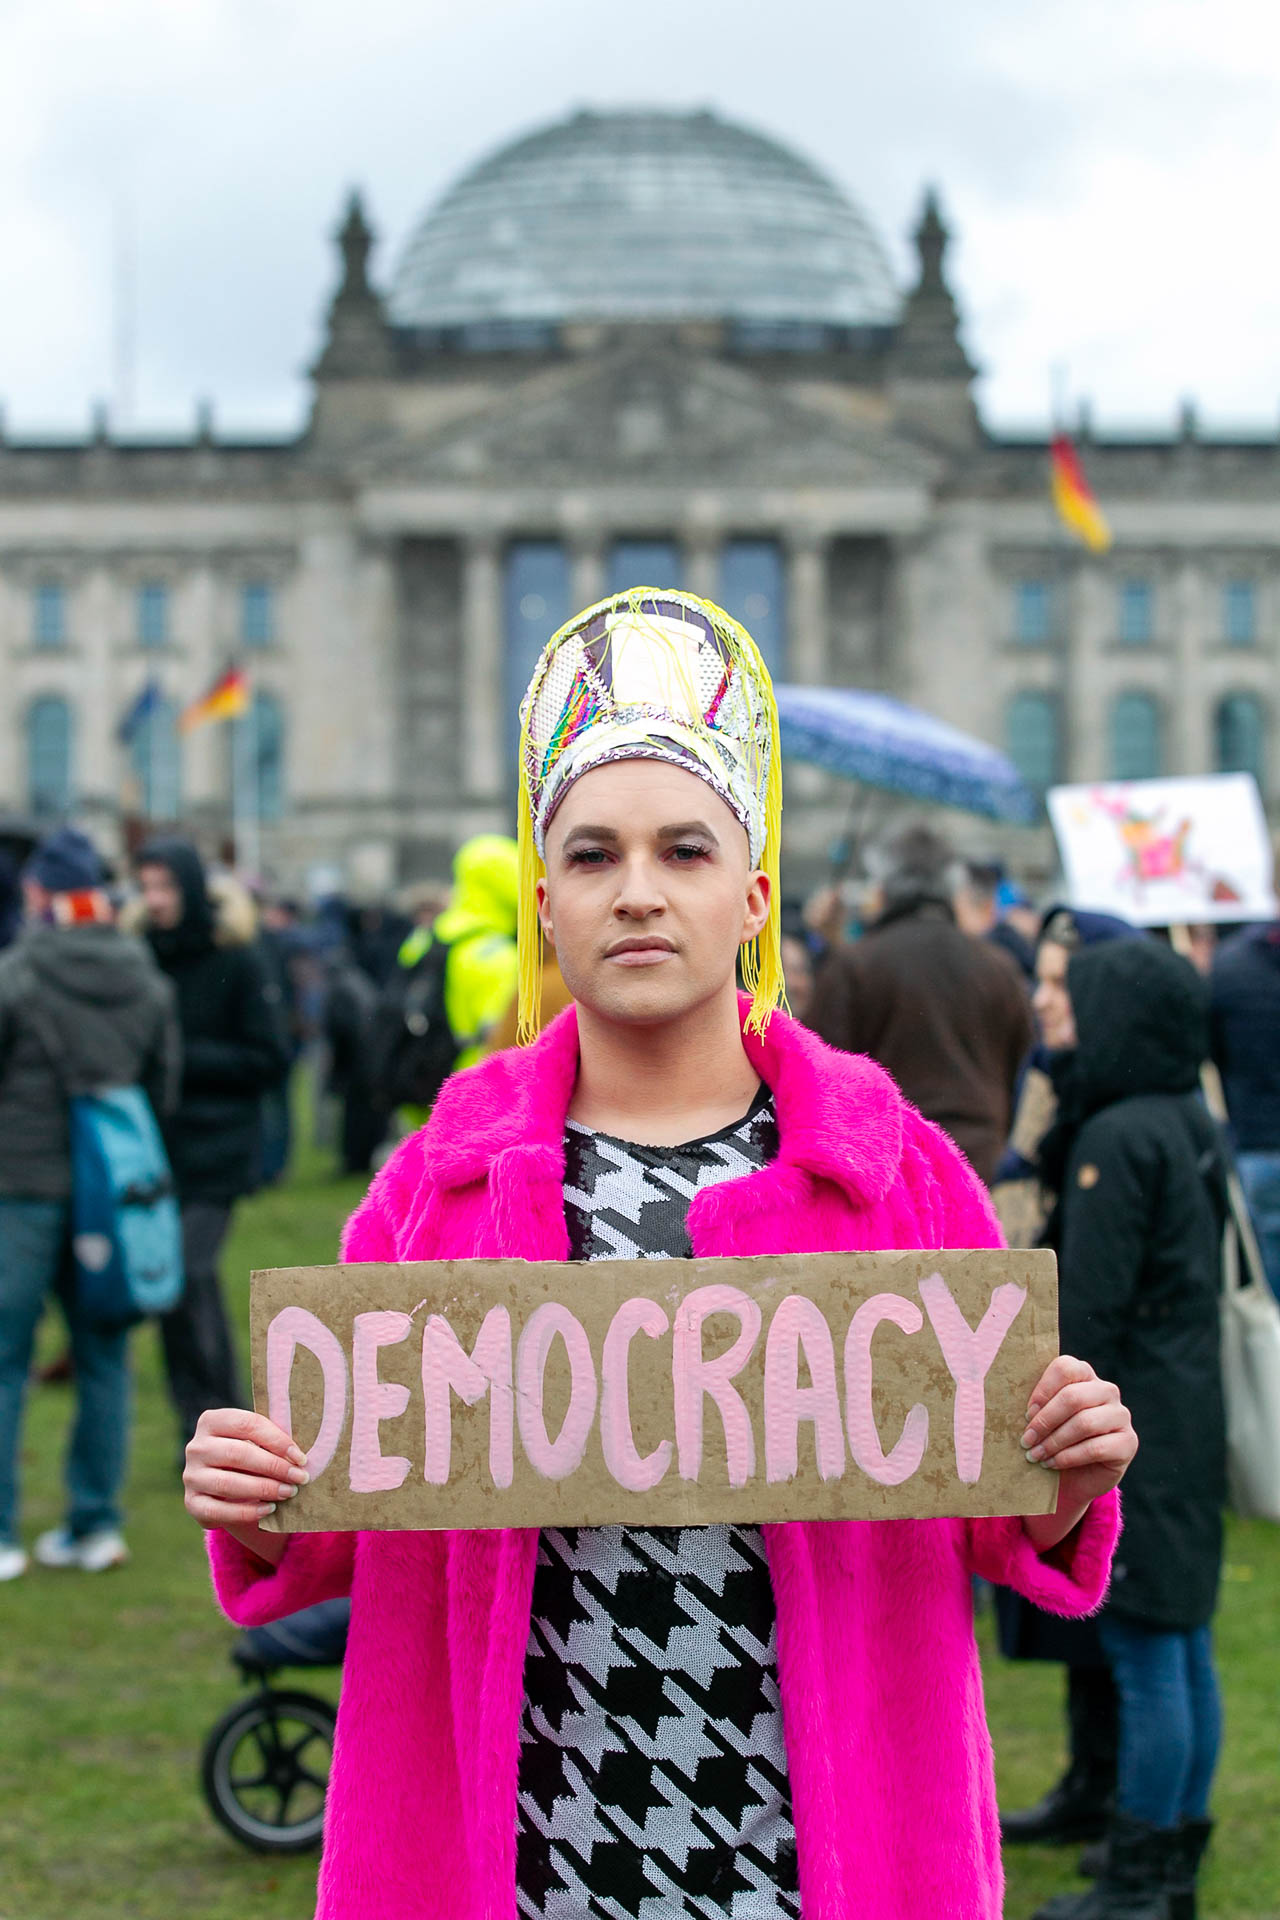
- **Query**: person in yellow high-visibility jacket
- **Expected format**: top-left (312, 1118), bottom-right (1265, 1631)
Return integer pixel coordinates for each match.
top-left (397, 836), bottom-right (519, 1117)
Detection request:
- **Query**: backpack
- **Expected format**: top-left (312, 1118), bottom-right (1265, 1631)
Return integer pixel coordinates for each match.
top-left (366, 937), bottom-right (462, 1112)
top-left (26, 994), bottom-right (184, 1330)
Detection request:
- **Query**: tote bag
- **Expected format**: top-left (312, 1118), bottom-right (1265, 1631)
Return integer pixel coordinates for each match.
top-left (1220, 1169), bottom-right (1280, 1523)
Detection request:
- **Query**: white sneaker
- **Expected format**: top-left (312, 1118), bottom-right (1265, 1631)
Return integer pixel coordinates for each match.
top-left (0, 1543), bottom-right (28, 1582)
top-left (34, 1526), bottom-right (129, 1572)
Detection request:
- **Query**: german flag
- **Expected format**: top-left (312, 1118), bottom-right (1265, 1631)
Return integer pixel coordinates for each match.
top-left (1049, 434), bottom-right (1111, 552)
top-left (180, 666), bottom-right (250, 734)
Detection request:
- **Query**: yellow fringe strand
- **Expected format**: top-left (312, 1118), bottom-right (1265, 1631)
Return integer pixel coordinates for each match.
top-left (515, 587), bottom-right (786, 1045)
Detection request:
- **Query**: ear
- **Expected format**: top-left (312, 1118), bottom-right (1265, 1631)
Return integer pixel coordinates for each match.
top-left (535, 874), bottom-right (555, 948)
top-left (740, 869), bottom-right (770, 945)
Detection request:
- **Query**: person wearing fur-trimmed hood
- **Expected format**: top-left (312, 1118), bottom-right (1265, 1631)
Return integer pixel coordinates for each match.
top-left (184, 591), bottom-right (1135, 1920)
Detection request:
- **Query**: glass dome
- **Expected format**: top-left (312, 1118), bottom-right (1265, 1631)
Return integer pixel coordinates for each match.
top-left (388, 108), bottom-right (900, 332)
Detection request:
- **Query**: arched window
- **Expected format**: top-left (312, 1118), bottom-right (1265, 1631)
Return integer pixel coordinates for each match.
top-left (27, 697), bottom-right (73, 818)
top-left (1215, 693), bottom-right (1266, 790)
top-left (1006, 691), bottom-right (1060, 794)
top-left (719, 539), bottom-right (786, 680)
top-left (1108, 691), bottom-right (1162, 781)
top-left (503, 542), bottom-right (570, 767)
top-left (232, 692), bottom-right (286, 824)
top-left (129, 694), bottom-right (182, 820)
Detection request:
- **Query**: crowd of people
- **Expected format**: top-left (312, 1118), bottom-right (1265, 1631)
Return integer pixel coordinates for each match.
top-left (0, 589), bottom-right (1276, 1920)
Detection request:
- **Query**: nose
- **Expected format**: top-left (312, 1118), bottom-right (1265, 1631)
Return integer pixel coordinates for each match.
top-left (612, 850), bottom-right (666, 920)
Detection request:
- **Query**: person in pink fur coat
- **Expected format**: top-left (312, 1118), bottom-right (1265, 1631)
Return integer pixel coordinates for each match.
top-left (184, 591), bottom-right (1135, 1919)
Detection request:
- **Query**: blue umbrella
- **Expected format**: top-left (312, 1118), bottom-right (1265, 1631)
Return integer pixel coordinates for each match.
top-left (774, 684), bottom-right (1037, 825)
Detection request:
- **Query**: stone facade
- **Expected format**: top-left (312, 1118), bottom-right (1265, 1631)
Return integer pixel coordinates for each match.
top-left (2, 118), bottom-right (1277, 893)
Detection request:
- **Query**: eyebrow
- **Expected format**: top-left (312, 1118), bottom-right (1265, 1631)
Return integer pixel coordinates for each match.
top-left (559, 819), bottom-right (722, 850)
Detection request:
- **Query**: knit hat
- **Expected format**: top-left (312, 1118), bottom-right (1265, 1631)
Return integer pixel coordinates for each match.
top-left (516, 587), bottom-right (784, 1044)
top-left (24, 827), bottom-right (103, 896)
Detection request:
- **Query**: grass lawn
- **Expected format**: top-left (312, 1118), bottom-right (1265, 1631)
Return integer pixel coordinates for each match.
top-left (1, 1123), bottom-right (1277, 1919)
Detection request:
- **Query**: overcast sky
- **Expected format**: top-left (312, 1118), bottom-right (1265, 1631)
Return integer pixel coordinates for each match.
top-left (3, 0), bottom-right (1278, 439)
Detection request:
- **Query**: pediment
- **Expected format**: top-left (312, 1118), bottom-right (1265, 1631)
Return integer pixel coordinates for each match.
top-left (348, 344), bottom-right (941, 492)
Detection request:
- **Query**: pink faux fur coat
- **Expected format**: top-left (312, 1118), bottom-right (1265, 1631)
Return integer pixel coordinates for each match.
top-left (209, 1002), bottom-right (1119, 1919)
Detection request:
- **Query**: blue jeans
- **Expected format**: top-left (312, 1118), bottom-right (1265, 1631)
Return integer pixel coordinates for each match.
top-left (1237, 1150), bottom-right (1280, 1301)
top-left (0, 1197), bottom-right (131, 1545)
top-left (1098, 1618), bottom-right (1221, 1829)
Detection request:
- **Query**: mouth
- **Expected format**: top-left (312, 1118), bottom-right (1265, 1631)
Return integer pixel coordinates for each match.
top-left (605, 937), bottom-right (677, 967)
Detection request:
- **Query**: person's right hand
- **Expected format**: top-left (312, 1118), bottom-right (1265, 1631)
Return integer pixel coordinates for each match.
top-left (184, 1408), bottom-right (309, 1563)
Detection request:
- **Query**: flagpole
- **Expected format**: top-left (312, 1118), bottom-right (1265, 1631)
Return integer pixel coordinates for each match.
top-left (1049, 367), bottom-right (1071, 785)
top-left (232, 679), bottom-right (259, 878)
top-left (149, 671), bottom-right (161, 822)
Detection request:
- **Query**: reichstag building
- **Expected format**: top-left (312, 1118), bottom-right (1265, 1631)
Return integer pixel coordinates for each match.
top-left (1, 107), bottom-right (1275, 891)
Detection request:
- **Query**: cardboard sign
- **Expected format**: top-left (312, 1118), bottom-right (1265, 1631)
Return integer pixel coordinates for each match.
top-left (1048, 774), bottom-right (1278, 926)
top-left (251, 1251), bottom-right (1058, 1532)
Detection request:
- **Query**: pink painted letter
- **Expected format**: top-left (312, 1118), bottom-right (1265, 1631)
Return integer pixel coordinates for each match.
top-left (672, 1284), bottom-right (762, 1487)
top-left (422, 1307), bottom-right (514, 1489)
top-left (516, 1303), bottom-right (598, 1481)
top-left (600, 1297), bottom-right (672, 1492)
top-left (349, 1310), bottom-right (413, 1493)
top-left (919, 1273), bottom-right (1027, 1484)
top-left (265, 1306), bottom-right (348, 1480)
top-left (843, 1293), bottom-right (929, 1487)
top-left (763, 1294), bottom-right (844, 1484)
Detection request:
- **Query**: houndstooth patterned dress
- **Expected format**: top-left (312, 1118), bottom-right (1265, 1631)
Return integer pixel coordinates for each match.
top-left (514, 1090), bottom-right (801, 1919)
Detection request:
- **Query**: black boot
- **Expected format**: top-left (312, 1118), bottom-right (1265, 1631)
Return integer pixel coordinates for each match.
top-left (1003, 1767), bottom-right (1112, 1845)
top-left (1030, 1812), bottom-right (1174, 1920)
top-left (1003, 1667), bottom-right (1118, 1845)
top-left (1165, 1818), bottom-right (1212, 1920)
top-left (1078, 1836), bottom-right (1109, 1878)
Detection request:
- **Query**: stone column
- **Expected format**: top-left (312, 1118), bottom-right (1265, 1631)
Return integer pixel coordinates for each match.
top-left (785, 530), bottom-right (828, 684)
top-left (462, 532), bottom-right (503, 801)
top-left (78, 563), bottom-right (116, 808)
top-left (1064, 561), bottom-right (1107, 783)
top-left (682, 527), bottom-right (720, 601)
top-left (568, 533), bottom-right (607, 612)
top-left (1170, 561), bottom-right (1208, 774)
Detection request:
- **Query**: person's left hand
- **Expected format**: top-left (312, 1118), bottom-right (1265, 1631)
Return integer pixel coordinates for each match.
top-left (1021, 1355), bottom-right (1137, 1545)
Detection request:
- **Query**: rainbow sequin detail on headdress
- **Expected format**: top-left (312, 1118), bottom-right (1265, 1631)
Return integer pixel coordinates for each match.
top-left (516, 587), bottom-right (785, 1045)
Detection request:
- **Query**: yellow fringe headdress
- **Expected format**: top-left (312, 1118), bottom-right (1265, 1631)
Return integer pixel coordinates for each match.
top-left (516, 587), bottom-right (785, 1044)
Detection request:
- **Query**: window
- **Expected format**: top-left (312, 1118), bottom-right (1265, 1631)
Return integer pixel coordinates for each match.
top-left (1108, 691), bottom-right (1162, 780)
top-left (718, 539), bottom-right (786, 680)
top-left (1224, 581), bottom-right (1257, 648)
top-left (1013, 580), bottom-right (1051, 647)
top-left (1215, 693), bottom-right (1266, 789)
top-left (33, 581), bottom-right (66, 649)
top-left (1118, 579), bottom-right (1153, 647)
top-left (129, 695), bottom-right (182, 820)
top-left (241, 581), bottom-right (274, 649)
top-left (1006, 691), bottom-right (1060, 794)
top-left (607, 540), bottom-right (679, 596)
top-left (27, 697), bottom-right (72, 818)
top-left (137, 581), bottom-right (169, 649)
top-left (503, 541), bottom-right (571, 766)
top-left (233, 691), bottom-right (286, 823)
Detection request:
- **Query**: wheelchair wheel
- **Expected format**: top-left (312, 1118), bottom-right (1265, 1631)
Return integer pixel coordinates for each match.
top-left (201, 1687), bottom-right (335, 1853)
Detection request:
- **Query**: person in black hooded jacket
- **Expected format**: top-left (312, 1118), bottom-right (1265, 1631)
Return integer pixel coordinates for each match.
top-left (1030, 936), bottom-right (1226, 1920)
top-left (134, 840), bottom-right (291, 1446)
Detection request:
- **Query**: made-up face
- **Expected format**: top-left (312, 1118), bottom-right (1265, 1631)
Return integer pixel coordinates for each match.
top-left (1032, 939), bottom-right (1077, 1051)
top-left (537, 760), bottom-right (770, 1032)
